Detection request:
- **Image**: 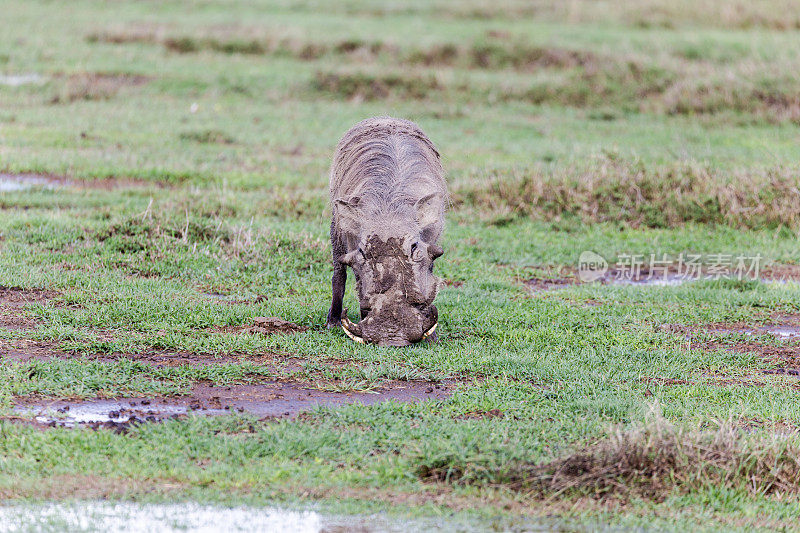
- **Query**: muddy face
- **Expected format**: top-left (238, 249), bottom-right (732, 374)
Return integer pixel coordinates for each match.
top-left (341, 234), bottom-right (442, 346)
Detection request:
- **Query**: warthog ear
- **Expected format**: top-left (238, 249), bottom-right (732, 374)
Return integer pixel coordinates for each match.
top-left (414, 193), bottom-right (442, 231)
top-left (335, 196), bottom-right (362, 233)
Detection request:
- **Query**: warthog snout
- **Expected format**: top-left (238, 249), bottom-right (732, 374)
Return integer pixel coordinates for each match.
top-left (339, 235), bottom-right (441, 346)
top-left (341, 304), bottom-right (438, 347)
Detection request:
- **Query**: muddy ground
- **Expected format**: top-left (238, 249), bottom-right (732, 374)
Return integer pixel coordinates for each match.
top-left (0, 172), bottom-right (162, 191)
top-left (10, 380), bottom-right (454, 431)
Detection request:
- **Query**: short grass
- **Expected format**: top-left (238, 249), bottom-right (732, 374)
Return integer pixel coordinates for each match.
top-left (3, 0), bottom-right (800, 529)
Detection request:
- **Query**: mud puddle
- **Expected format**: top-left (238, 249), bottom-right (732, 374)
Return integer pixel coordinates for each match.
top-left (12, 380), bottom-right (454, 428)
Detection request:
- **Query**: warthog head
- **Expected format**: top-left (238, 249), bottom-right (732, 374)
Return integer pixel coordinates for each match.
top-left (336, 194), bottom-right (443, 346)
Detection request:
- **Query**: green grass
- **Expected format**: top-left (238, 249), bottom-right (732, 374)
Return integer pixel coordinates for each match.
top-left (3, 0), bottom-right (800, 529)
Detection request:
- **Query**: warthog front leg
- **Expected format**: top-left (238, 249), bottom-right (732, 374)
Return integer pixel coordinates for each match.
top-left (327, 262), bottom-right (347, 328)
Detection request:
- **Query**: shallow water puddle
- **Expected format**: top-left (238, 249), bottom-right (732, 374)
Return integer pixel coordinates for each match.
top-left (0, 501), bottom-right (539, 532)
top-left (700, 325), bottom-right (800, 339)
top-left (13, 380), bottom-right (453, 427)
top-left (526, 273), bottom-right (691, 292)
top-left (0, 503), bottom-right (323, 533)
top-left (0, 73), bottom-right (46, 86)
top-left (0, 172), bottom-right (155, 192)
top-left (527, 273), bottom-right (800, 293)
top-left (762, 325), bottom-right (800, 339)
top-left (608, 274), bottom-right (688, 286)
top-left (0, 173), bottom-right (63, 191)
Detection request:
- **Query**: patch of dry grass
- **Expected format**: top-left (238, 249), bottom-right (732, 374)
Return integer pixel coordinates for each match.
top-left (310, 71), bottom-right (441, 101)
top-left (527, 419), bottom-right (800, 499)
top-left (417, 415), bottom-right (800, 501)
top-left (93, 194), bottom-right (328, 271)
top-left (88, 30), bottom-right (601, 71)
top-left (452, 160), bottom-right (800, 229)
top-left (50, 73), bottom-right (150, 104)
top-left (85, 28), bottom-right (800, 125)
top-left (343, 0), bottom-right (800, 31)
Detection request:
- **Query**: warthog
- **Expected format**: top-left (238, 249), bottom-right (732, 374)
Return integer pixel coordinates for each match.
top-left (326, 117), bottom-right (447, 346)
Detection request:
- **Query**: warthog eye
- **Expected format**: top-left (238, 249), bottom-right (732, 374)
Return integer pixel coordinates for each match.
top-left (410, 242), bottom-right (424, 262)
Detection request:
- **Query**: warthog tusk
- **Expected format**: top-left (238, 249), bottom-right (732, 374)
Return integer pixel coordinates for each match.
top-left (341, 315), bottom-right (365, 344)
top-left (341, 316), bottom-right (437, 345)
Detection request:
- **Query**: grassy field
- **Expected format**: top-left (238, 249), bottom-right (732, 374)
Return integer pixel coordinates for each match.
top-left (4, 0), bottom-right (800, 530)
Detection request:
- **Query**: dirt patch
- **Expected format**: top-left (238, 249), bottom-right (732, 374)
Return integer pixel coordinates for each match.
top-left (706, 338), bottom-right (800, 370)
top-left (0, 336), bottom-right (295, 368)
top-left (525, 277), bottom-right (577, 292)
top-left (649, 372), bottom-right (787, 391)
top-left (760, 264), bottom-right (800, 282)
top-left (670, 314), bottom-right (800, 341)
top-left (0, 286), bottom-right (58, 307)
top-left (764, 367), bottom-right (800, 376)
top-left (214, 316), bottom-right (307, 335)
top-left (86, 30), bottom-right (158, 45)
top-left (455, 408), bottom-right (504, 420)
top-left (0, 286), bottom-right (58, 331)
top-left (640, 377), bottom-right (694, 387)
top-left (11, 379), bottom-right (455, 429)
top-left (640, 372), bottom-right (778, 389)
top-left (738, 417), bottom-right (800, 434)
top-left (660, 314), bottom-right (800, 379)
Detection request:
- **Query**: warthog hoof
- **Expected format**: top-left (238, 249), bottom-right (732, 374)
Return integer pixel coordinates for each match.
top-left (326, 310), bottom-right (342, 329)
